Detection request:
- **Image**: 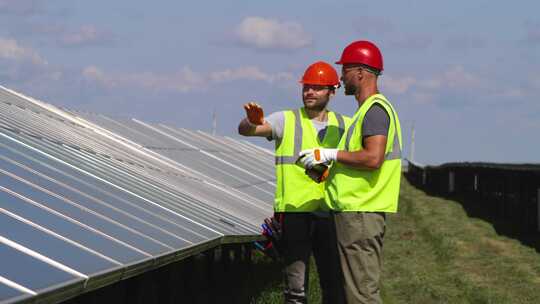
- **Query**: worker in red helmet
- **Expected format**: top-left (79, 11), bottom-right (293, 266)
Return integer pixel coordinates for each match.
top-left (239, 61), bottom-right (350, 303)
top-left (299, 41), bottom-right (403, 304)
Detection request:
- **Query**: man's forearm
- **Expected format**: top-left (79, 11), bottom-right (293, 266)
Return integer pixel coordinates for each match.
top-left (336, 150), bottom-right (383, 170)
top-left (335, 135), bottom-right (387, 170)
top-left (238, 118), bottom-right (273, 137)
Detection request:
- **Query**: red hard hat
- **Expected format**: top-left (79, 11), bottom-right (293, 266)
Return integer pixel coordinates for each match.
top-left (300, 61), bottom-right (340, 87)
top-left (336, 40), bottom-right (383, 72)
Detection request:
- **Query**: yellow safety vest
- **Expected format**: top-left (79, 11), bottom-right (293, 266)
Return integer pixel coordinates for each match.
top-left (274, 108), bottom-right (349, 212)
top-left (325, 94), bottom-right (402, 212)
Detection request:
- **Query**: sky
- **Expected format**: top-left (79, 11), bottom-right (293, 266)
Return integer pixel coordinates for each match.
top-left (0, 0), bottom-right (539, 165)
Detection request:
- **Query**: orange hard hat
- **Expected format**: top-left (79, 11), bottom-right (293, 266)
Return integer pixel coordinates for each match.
top-left (300, 61), bottom-right (340, 87)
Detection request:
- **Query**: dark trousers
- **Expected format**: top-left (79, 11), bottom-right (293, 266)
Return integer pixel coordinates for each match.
top-left (278, 212), bottom-right (344, 304)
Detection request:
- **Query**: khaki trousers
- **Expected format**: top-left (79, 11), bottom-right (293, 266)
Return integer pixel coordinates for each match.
top-left (332, 212), bottom-right (386, 304)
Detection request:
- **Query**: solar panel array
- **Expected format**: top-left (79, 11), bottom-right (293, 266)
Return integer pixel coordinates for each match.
top-left (0, 85), bottom-right (274, 304)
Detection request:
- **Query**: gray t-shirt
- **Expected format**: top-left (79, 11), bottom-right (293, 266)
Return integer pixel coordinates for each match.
top-left (265, 111), bottom-right (327, 142)
top-left (362, 104), bottom-right (389, 138)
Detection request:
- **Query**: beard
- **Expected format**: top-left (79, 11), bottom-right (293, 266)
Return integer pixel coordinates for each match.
top-left (303, 96), bottom-right (329, 111)
top-left (344, 83), bottom-right (357, 95)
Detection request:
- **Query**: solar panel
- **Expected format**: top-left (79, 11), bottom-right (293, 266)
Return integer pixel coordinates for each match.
top-left (67, 112), bottom-right (276, 204)
top-left (157, 127), bottom-right (275, 185)
top-left (0, 85), bottom-right (274, 303)
top-left (1, 101), bottom-right (266, 232)
top-left (0, 282), bottom-right (25, 302)
top-left (0, 187), bottom-right (147, 264)
top-left (0, 140), bottom-right (211, 243)
top-left (0, 132), bottom-right (224, 241)
top-left (0, 212), bottom-right (119, 274)
top-left (0, 243), bottom-right (80, 292)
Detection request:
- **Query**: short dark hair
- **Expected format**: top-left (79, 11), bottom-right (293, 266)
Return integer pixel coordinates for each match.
top-left (346, 64), bottom-right (381, 76)
top-left (359, 64), bottom-right (382, 76)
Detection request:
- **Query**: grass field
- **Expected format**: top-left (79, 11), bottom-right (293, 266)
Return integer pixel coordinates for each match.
top-left (253, 177), bottom-right (540, 303)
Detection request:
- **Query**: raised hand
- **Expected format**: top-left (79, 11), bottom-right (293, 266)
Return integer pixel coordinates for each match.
top-left (243, 102), bottom-right (265, 125)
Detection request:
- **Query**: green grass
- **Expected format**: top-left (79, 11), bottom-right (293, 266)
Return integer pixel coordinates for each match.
top-left (253, 178), bottom-right (540, 303)
top-left (382, 178), bottom-right (540, 303)
top-left (251, 254), bottom-right (322, 304)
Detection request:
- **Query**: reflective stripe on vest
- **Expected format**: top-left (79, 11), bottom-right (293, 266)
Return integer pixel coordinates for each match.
top-left (275, 110), bottom-right (345, 164)
top-left (324, 94), bottom-right (402, 212)
top-left (274, 108), bottom-right (349, 212)
top-left (344, 98), bottom-right (401, 160)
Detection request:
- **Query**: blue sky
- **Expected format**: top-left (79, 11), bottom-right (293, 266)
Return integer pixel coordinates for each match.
top-left (0, 0), bottom-right (539, 164)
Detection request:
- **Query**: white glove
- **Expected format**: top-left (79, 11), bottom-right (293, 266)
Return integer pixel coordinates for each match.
top-left (298, 148), bottom-right (338, 169)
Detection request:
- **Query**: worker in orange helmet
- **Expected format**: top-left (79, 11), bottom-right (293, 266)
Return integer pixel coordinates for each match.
top-left (299, 41), bottom-right (403, 304)
top-left (239, 61), bottom-right (350, 303)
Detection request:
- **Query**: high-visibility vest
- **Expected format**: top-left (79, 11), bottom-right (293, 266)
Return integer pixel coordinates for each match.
top-left (274, 108), bottom-right (348, 212)
top-left (325, 94), bottom-right (402, 212)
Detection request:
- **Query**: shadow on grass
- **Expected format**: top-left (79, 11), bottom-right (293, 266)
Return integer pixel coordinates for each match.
top-left (405, 175), bottom-right (540, 254)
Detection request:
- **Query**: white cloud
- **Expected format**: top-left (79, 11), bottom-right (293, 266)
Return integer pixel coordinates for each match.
top-left (381, 66), bottom-right (484, 96)
top-left (0, 38), bottom-right (46, 65)
top-left (210, 66), bottom-right (269, 83)
top-left (411, 92), bottom-right (435, 105)
top-left (81, 65), bottom-right (293, 93)
top-left (380, 66), bottom-right (537, 109)
top-left (128, 68), bottom-right (205, 92)
top-left (381, 76), bottom-right (417, 94)
top-left (210, 66), bottom-right (294, 83)
top-left (0, 41), bottom-right (62, 94)
top-left (235, 17), bottom-right (312, 50)
top-left (82, 66), bottom-right (203, 92)
top-left (82, 65), bottom-right (111, 85)
top-left (418, 79), bottom-right (442, 90)
top-left (441, 65), bottom-right (483, 89)
top-left (60, 25), bottom-right (114, 47)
